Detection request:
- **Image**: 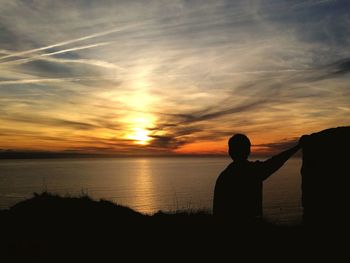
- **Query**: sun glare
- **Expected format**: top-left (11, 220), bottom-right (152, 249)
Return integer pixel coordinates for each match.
top-left (127, 128), bottom-right (151, 145)
top-left (123, 115), bottom-right (155, 145)
top-left (118, 74), bottom-right (158, 146)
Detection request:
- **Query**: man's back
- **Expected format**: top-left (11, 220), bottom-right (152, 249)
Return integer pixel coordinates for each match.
top-left (213, 161), bottom-right (263, 220)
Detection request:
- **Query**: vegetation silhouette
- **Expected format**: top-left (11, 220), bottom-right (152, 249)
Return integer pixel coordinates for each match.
top-left (0, 193), bottom-right (346, 260)
top-left (1, 192), bottom-right (306, 261)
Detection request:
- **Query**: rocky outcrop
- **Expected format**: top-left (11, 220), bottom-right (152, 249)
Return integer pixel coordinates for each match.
top-left (301, 126), bottom-right (350, 225)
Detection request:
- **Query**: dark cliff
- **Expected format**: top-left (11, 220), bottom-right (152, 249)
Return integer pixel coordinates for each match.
top-left (301, 126), bottom-right (350, 225)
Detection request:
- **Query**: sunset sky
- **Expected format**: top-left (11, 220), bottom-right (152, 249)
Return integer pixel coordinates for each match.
top-left (0, 0), bottom-right (349, 156)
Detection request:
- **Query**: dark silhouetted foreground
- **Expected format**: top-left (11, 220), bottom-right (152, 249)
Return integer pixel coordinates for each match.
top-left (301, 126), bottom-right (350, 225)
top-left (0, 192), bottom-right (347, 261)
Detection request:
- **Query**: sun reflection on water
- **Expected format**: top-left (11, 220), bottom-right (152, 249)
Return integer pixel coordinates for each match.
top-left (129, 158), bottom-right (156, 214)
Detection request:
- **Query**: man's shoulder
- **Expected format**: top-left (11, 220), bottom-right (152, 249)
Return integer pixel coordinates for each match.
top-left (223, 161), bottom-right (236, 172)
top-left (218, 160), bottom-right (263, 176)
top-left (221, 160), bottom-right (260, 172)
top-left (217, 162), bottom-right (235, 178)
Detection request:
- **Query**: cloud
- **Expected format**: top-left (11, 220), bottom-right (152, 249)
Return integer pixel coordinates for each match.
top-left (178, 100), bottom-right (271, 124)
top-left (325, 58), bottom-right (350, 76)
top-left (254, 138), bottom-right (299, 156)
top-left (1, 113), bottom-right (99, 130)
top-left (0, 0), bottom-right (349, 154)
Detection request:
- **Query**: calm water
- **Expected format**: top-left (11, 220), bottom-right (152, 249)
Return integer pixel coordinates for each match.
top-left (0, 157), bottom-right (302, 224)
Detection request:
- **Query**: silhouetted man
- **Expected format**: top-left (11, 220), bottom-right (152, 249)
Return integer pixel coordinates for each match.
top-left (213, 134), bottom-right (300, 222)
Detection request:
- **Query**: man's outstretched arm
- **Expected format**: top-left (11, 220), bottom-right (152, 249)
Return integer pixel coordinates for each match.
top-left (259, 143), bottom-right (301, 181)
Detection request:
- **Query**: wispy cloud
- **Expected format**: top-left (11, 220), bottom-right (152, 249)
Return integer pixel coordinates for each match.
top-left (0, 0), bottom-right (349, 155)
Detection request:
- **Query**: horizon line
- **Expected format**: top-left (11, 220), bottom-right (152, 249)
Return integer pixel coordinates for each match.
top-left (0, 150), bottom-right (299, 159)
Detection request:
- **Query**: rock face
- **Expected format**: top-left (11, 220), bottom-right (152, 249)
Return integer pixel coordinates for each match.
top-left (301, 126), bottom-right (350, 225)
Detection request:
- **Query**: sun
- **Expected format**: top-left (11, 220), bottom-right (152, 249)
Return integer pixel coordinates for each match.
top-left (123, 114), bottom-right (155, 146)
top-left (127, 128), bottom-right (152, 145)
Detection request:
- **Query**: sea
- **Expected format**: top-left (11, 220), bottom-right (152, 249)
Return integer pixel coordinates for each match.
top-left (0, 157), bottom-right (303, 225)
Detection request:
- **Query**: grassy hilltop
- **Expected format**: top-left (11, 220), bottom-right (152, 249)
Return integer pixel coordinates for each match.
top-left (0, 192), bottom-right (345, 261)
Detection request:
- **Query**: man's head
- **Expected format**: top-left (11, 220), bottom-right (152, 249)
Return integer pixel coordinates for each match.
top-left (228, 134), bottom-right (251, 161)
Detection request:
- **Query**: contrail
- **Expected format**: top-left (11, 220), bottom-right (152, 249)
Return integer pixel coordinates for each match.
top-left (0, 76), bottom-right (119, 85)
top-left (0, 48), bottom-right (124, 70)
top-left (0, 42), bottom-right (111, 65)
top-left (0, 22), bottom-right (145, 61)
top-left (43, 57), bottom-right (124, 70)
